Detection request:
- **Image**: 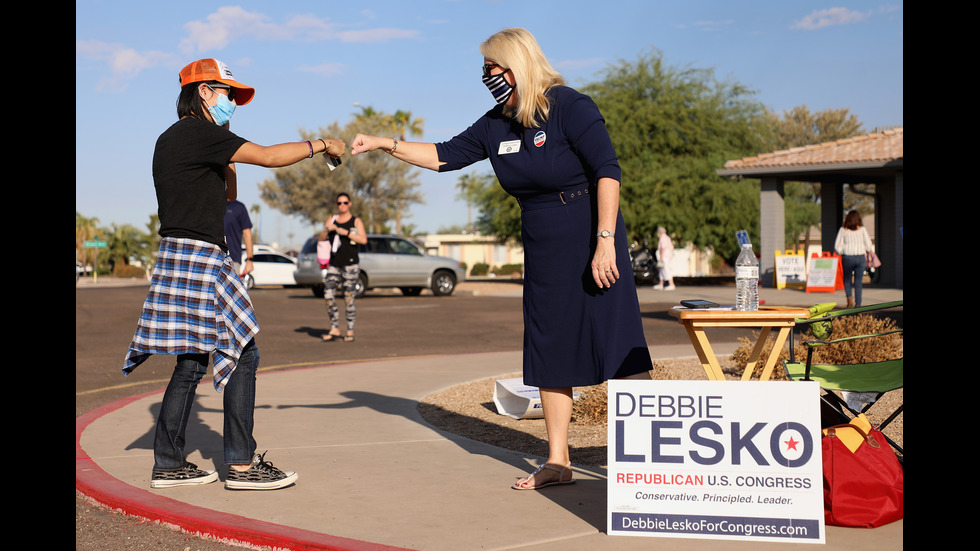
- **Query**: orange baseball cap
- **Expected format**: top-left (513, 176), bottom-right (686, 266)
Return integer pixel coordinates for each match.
top-left (178, 58), bottom-right (255, 105)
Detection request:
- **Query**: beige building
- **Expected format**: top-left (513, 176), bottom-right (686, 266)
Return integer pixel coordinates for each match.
top-left (423, 233), bottom-right (524, 275)
top-left (424, 232), bottom-right (720, 279)
top-left (718, 128), bottom-right (902, 288)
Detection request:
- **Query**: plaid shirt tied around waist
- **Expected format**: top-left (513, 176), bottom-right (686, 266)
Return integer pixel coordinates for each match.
top-left (123, 237), bottom-right (259, 391)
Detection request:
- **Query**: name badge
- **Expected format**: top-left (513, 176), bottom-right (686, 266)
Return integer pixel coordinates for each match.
top-left (498, 140), bottom-right (521, 155)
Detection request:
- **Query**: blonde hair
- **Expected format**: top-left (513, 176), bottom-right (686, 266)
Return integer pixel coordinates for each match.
top-left (480, 28), bottom-right (564, 128)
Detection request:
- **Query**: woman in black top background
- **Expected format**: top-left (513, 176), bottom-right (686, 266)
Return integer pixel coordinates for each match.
top-left (321, 192), bottom-right (367, 342)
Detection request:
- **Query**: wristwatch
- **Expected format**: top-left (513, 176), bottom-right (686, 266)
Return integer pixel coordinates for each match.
top-left (596, 230), bottom-right (615, 238)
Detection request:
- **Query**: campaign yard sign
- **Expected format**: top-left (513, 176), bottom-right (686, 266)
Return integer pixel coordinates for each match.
top-left (607, 380), bottom-right (825, 544)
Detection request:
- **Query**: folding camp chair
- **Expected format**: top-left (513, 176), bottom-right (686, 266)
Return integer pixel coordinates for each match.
top-left (783, 301), bottom-right (903, 456)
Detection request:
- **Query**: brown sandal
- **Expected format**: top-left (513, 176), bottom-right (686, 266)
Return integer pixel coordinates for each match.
top-left (512, 463), bottom-right (575, 490)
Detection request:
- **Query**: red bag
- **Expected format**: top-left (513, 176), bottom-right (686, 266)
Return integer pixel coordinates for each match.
top-left (822, 417), bottom-right (903, 527)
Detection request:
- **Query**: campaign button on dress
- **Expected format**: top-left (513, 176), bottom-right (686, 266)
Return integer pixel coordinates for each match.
top-left (533, 131), bottom-right (546, 147)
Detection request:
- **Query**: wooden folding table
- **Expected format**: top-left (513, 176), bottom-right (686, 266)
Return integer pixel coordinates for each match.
top-left (669, 307), bottom-right (811, 381)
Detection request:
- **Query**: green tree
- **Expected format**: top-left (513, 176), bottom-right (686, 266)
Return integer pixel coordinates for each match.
top-left (248, 203), bottom-right (261, 243)
top-left (765, 105), bottom-right (863, 150)
top-left (455, 171), bottom-right (487, 232)
top-left (354, 105), bottom-right (380, 121)
top-left (462, 172), bottom-right (521, 243)
top-left (400, 223), bottom-right (424, 237)
top-left (141, 214), bottom-right (161, 271)
top-left (765, 105), bottom-right (866, 246)
top-left (582, 49), bottom-right (770, 262)
top-left (259, 108), bottom-right (424, 236)
top-left (105, 222), bottom-right (154, 274)
top-left (385, 110), bottom-right (425, 233)
top-left (76, 212), bottom-right (102, 273)
top-left (386, 110), bottom-right (424, 141)
top-left (435, 223), bottom-right (471, 234)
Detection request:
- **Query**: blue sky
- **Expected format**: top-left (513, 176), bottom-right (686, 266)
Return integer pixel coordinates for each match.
top-left (76, 1), bottom-right (903, 249)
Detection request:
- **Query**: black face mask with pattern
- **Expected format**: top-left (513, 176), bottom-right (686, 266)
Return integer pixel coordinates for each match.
top-left (482, 70), bottom-right (515, 105)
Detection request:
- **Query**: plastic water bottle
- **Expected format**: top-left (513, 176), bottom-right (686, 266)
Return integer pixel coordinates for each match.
top-left (735, 243), bottom-right (759, 311)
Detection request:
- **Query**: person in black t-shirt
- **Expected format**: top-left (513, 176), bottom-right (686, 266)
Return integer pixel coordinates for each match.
top-left (126, 58), bottom-right (345, 491)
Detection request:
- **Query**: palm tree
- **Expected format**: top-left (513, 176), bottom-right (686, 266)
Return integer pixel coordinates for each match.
top-left (355, 105), bottom-right (380, 123)
top-left (385, 110), bottom-right (424, 234)
top-left (388, 110), bottom-right (424, 141)
top-left (455, 173), bottom-right (481, 231)
top-left (76, 212), bottom-right (102, 273)
top-left (106, 223), bottom-right (153, 273)
top-left (250, 203), bottom-right (261, 243)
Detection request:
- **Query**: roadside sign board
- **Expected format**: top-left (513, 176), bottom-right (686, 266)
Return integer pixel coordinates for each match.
top-left (84, 240), bottom-right (107, 248)
top-left (607, 380), bottom-right (825, 544)
top-left (806, 253), bottom-right (844, 293)
top-left (735, 230), bottom-right (750, 248)
top-left (774, 251), bottom-right (806, 289)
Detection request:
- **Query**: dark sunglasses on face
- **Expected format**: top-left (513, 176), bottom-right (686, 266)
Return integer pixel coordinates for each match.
top-left (482, 63), bottom-right (508, 78)
top-left (337, 201), bottom-right (349, 205)
top-left (208, 83), bottom-right (236, 102)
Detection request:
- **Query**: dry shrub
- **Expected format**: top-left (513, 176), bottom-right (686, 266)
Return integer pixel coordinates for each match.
top-left (572, 362), bottom-right (678, 426)
top-left (572, 386), bottom-right (607, 426)
top-left (112, 264), bottom-right (146, 278)
top-left (732, 313), bottom-right (903, 380)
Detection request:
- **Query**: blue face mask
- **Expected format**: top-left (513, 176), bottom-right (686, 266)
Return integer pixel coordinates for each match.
top-left (205, 85), bottom-right (236, 126)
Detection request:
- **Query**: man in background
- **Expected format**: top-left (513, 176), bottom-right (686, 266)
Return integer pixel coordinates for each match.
top-left (225, 199), bottom-right (254, 277)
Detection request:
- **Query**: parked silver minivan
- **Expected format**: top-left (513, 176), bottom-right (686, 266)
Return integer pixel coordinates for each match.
top-left (294, 234), bottom-right (466, 298)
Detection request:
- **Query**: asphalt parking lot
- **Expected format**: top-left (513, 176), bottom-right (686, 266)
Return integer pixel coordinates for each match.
top-left (76, 278), bottom-right (902, 550)
top-left (76, 279), bottom-right (749, 415)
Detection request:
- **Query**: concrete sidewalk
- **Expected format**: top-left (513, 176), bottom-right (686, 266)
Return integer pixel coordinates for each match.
top-left (76, 286), bottom-right (903, 550)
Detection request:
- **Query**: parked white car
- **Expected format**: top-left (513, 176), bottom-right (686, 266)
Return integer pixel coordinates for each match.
top-left (241, 245), bottom-right (298, 289)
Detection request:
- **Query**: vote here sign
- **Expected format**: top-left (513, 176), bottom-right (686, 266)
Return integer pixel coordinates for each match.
top-left (607, 380), bottom-right (825, 544)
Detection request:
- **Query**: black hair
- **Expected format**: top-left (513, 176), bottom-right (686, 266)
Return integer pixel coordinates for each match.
top-left (175, 82), bottom-right (212, 120)
top-left (336, 192), bottom-right (351, 202)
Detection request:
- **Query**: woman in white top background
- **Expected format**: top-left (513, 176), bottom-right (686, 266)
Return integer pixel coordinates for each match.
top-left (834, 210), bottom-right (874, 308)
top-left (654, 226), bottom-right (675, 290)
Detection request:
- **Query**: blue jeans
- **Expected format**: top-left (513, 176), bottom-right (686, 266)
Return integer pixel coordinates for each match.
top-left (153, 339), bottom-right (258, 470)
top-left (841, 254), bottom-right (866, 306)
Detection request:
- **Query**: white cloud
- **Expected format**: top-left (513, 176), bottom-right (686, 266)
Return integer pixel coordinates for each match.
top-left (78, 8), bottom-right (420, 93)
top-left (179, 6), bottom-right (278, 54)
top-left (76, 39), bottom-right (175, 91)
top-left (792, 7), bottom-right (870, 30)
top-left (298, 62), bottom-right (346, 76)
top-left (76, 39), bottom-right (115, 58)
top-left (178, 7), bottom-right (417, 53)
top-left (336, 28), bottom-right (420, 43)
top-left (693, 19), bottom-right (734, 31)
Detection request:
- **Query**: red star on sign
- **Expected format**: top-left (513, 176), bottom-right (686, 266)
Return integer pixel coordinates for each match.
top-left (784, 436), bottom-right (800, 451)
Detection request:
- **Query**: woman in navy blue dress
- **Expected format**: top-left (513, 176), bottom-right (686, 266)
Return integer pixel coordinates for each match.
top-left (351, 28), bottom-right (652, 490)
